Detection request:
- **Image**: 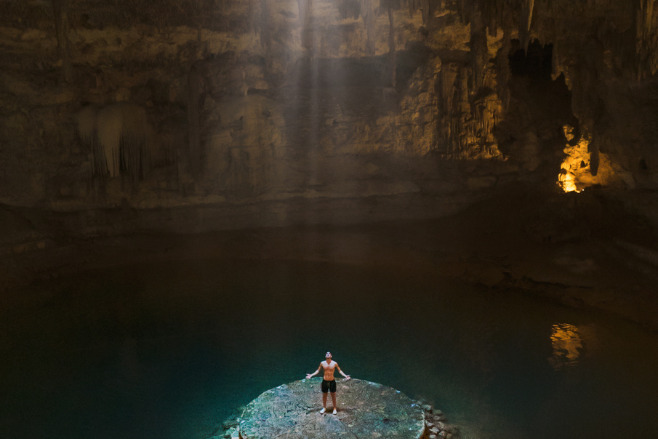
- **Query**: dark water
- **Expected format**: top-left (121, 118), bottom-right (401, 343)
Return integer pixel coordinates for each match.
top-left (2, 258), bottom-right (658, 439)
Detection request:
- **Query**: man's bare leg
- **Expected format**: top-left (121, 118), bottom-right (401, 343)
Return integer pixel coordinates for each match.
top-left (331, 392), bottom-right (337, 414)
top-left (321, 393), bottom-right (328, 413)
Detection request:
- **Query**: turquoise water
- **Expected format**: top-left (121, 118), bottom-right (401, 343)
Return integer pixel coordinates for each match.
top-left (2, 258), bottom-right (658, 438)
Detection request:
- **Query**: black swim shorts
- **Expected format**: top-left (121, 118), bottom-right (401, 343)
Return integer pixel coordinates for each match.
top-left (321, 379), bottom-right (337, 393)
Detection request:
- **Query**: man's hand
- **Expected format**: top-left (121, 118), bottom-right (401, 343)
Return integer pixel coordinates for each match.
top-left (344, 375), bottom-right (351, 381)
top-left (305, 373), bottom-right (313, 379)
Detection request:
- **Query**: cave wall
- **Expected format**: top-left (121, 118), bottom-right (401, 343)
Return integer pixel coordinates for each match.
top-left (0, 0), bottom-right (657, 218)
top-left (461, 0), bottom-right (658, 189)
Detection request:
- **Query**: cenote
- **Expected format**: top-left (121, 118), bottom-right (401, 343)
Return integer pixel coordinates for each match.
top-left (4, 2), bottom-right (658, 439)
top-left (3, 256), bottom-right (658, 439)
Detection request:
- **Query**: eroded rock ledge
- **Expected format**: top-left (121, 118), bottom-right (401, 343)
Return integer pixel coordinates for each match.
top-left (218, 379), bottom-right (458, 439)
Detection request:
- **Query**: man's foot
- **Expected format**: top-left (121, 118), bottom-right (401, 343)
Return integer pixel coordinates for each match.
top-left (332, 408), bottom-right (337, 415)
top-left (320, 408), bottom-right (326, 414)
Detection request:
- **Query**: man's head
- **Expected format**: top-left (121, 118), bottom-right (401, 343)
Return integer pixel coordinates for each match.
top-left (325, 352), bottom-right (332, 359)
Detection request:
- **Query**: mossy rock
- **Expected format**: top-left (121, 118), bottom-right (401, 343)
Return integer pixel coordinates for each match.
top-left (238, 378), bottom-right (426, 438)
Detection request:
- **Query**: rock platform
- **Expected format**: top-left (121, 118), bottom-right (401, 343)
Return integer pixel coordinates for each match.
top-left (233, 378), bottom-right (429, 438)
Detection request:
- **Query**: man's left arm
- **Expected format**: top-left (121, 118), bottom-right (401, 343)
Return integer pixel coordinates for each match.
top-left (336, 363), bottom-right (351, 380)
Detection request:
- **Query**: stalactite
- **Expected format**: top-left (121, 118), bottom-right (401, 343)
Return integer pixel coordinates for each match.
top-left (639, 0), bottom-right (656, 35)
top-left (76, 106), bottom-right (97, 147)
top-left (298, 0), bottom-right (317, 53)
top-left (259, 0), bottom-right (273, 51)
top-left (297, 0), bottom-right (312, 26)
top-left (51, 0), bottom-right (71, 83)
top-left (388, 3), bottom-right (397, 87)
top-left (420, 0), bottom-right (431, 25)
top-left (526, 0), bottom-right (535, 32)
top-left (437, 64), bottom-right (457, 156)
top-left (496, 30), bottom-right (512, 109)
top-left (96, 106), bottom-right (123, 178)
top-left (359, 0), bottom-right (376, 55)
top-left (407, 0), bottom-right (415, 17)
top-left (636, 0), bottom-right (658, 78)
top-left (470, 6), bottom-right (488, 90)
top-left (338, 0), bottom-right (361, 19)
top-left (588, 133), bottom-right (600, 177)
top-left (187, 66), bottom-right (203, 177)
top-left (519, 0), bottom-right (535, 50)
top-left (551, 40), bottom-right (563, 82)
top-left (75, 106), bottom-right (104, 176)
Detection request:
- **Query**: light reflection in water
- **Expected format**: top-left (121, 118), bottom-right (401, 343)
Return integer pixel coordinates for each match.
top-left (549, 323), bottom-right (583, 370)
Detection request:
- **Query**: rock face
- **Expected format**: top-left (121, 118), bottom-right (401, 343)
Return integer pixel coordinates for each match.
top-left (0, 1), bottom-right (657, 227)
top-left (236, 378), bottom-right (427, 439)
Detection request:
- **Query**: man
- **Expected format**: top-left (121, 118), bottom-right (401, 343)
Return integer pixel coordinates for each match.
top-left (305, 352), bottom-right (351, 414)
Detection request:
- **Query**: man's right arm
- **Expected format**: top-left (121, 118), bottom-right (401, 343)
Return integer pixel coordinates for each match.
top-left (305, 363), bottom-right (322, 379)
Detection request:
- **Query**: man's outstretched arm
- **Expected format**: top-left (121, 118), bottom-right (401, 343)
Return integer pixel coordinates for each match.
top-left (305, 364), bottom-right (322, 379)
top-left (336, 364), bottom-right (351, 380)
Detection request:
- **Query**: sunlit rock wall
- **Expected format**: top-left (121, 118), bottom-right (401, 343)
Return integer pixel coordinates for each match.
top-left (0, 0), bottom-right (656, 219)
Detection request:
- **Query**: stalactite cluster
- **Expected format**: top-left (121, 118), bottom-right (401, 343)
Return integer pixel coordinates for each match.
top-left (448, 0), bottom-right (657, 184)
top-left (75, 104), bottom-right (151, 181)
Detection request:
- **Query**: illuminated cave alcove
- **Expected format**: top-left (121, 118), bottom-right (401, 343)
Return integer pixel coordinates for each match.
top-left (507, 38), bottom-right (620, 193)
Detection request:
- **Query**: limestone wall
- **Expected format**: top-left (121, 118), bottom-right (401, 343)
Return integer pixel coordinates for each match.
top-left (0, 0), bottom-right (656, 220)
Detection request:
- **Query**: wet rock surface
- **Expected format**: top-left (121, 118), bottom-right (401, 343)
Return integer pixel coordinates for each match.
top-left (232, 379), bottom-right (431, 439)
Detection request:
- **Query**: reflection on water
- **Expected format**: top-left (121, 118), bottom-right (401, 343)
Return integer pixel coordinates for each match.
top-left (549, 323), bottom-right (583, 370)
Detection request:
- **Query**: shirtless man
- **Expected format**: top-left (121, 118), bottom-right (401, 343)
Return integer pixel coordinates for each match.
top-left (305, 352), bottom-right (351, 414)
